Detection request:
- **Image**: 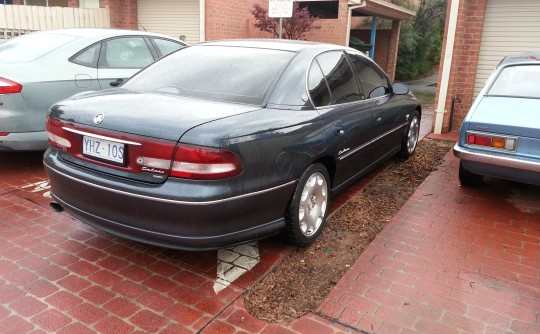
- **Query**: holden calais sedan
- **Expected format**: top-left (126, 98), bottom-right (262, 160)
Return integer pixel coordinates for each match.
top-left (0, 28), bottom-right (186, 151)
top-left (44, 40), bottom-right (421, 250)
top-left (454, 52), bottom-right (540, 186)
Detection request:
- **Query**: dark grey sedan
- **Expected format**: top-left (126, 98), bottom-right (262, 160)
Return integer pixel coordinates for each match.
top-left (44, 40), bottom-right (421, 250)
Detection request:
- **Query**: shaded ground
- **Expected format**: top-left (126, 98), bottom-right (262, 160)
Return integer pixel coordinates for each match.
top-left (245, 138), bottom-right (455, 322)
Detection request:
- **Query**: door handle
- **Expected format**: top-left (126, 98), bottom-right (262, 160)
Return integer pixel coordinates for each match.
top-left (110, 78), bottom-right (125, 87)
top-left (334, 125), bottom-right (345, 136)
top-left (376, 117), bottom-right (382, 122)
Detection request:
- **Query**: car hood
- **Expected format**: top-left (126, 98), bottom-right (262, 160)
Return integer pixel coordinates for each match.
top-left (465, 96), bottom-right (540, 138)
top-left (49, 89), bottom-right (261, 141)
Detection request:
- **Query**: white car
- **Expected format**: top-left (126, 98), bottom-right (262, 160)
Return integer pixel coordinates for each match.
top-left (0, 28), bottom-right (186, 151)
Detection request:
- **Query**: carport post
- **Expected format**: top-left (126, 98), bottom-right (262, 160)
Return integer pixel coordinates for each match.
top-left (369, 16), bottom-right (377, 59)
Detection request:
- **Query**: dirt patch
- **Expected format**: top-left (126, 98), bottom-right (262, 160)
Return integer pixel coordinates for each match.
top-left (244, 138), bottom-right (455, 322)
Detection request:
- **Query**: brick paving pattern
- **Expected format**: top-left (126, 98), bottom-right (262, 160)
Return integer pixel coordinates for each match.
top-left (0, 145), bottom-right (539, 333)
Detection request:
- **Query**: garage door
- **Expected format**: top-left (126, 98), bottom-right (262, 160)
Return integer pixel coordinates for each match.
top-left (137, 0), bottom-right (200, 44)
top-left (474, 0), bottom-right (540, 97)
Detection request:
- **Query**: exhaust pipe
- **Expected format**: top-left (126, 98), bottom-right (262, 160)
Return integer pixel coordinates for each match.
top-left (50, 202), bottom-right (64, 213)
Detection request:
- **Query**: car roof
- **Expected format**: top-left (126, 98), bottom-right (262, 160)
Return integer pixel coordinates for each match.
top-left (34, 28), bottom-right (179, 41)
top-left (198, 39), bottom-right (346, 52)
top-left (499, 52), bottom-right (540, 66)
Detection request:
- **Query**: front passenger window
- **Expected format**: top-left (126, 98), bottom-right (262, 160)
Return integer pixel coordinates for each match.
top-left (347, 53), bottom-right (390, 99)
top-left (308, 51), bottom-right (363, 107)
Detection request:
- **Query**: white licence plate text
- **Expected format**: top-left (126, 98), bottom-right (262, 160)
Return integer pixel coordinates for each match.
top-left (82, 136), bottom-right (125, 164)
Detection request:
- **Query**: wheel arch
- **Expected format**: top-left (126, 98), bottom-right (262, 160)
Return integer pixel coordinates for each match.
top-left (312, 155), bottom-right (336, 189)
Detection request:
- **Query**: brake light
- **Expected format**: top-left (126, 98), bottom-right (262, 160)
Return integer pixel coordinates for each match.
top-left (170, 144), bottom-right (243, 180)
top-left (0, 132), bottom-right (9, 136)
top-left (0, 77), bottom-right (22, 94)
top-left (467, 132), bottom-right (516, 151)
top-left (46, 118), bottom-right (72, 149)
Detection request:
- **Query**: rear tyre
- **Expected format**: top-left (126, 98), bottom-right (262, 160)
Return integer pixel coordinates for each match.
top-left (459, 161), bottom-right (484, 186)
top-left (400, 111), bottom-right (420, 159)
top-left (285, 163), bottom-right (330, 247)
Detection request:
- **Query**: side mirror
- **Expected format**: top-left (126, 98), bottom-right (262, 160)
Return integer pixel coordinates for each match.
top-left (392, 82), bottom-right (409, 95)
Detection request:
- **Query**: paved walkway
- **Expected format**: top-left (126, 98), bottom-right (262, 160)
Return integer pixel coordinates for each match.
top-left (1, 130), bottom-right (539, 333)
top-left (316, 148), bottom-right (540, 334)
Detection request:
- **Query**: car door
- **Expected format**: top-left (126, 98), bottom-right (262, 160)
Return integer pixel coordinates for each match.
top-left (309, 50), bottom-right (380, 188)
top-left (96, 36), bottom-right (156, 89)
top-left (348, 52), bottom-right (403, 155)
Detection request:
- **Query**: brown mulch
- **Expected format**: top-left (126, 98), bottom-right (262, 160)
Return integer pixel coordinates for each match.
top-left (244, 138), bottom-right (455, 323)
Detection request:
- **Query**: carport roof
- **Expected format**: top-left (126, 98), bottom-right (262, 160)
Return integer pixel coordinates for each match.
top-left (349, 0), bottom-right (416, 20)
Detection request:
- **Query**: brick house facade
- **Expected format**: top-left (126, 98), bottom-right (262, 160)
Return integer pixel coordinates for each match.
top-left (435, 0), bottom-right (487, 133)
top-left (8, 0), bottom-right (414, 81)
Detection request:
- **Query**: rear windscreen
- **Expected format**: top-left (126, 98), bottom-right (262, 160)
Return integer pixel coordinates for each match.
top-left (0, 33), bottom-right (78, 63)
top-left (123, 45), bottom-right (296, 105)
top-left (488, 65), bottom-right (540, 99)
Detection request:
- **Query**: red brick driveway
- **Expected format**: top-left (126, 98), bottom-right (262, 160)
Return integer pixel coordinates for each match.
top-left (0, 145), bottom-right (538, 333)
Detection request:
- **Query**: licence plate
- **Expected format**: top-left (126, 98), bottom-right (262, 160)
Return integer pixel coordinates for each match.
top-left (82, 135), bottom-right (125, 164)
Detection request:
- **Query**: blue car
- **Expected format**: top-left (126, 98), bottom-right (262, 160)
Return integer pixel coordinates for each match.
top-left (454, 52), bottom-right (540, 186)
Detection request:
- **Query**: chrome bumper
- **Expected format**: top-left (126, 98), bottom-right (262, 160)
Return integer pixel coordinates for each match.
top-left (453, 144), bottom-right (540, 173)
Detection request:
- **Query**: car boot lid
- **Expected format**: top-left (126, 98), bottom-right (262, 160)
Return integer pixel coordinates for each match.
top-left (49, 89), bottom-right (261, 142)
top-left (465, 96), bottom-right (540, 138)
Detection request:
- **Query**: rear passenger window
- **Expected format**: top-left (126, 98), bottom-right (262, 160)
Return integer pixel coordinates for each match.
top-left (99, 37), bottom-right (154, 69)
top-left (71, 43), bottom-right (101, 68)
top-left (308, 62), bottom-right (332, 107)
top-left (152, 38), bottom-right (185, 58)
top-left (347, 53), bottom-right (390, 99)
top-left (308, 51), bottom-right (363, 107)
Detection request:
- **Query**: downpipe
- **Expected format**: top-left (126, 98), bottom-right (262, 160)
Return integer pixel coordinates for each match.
top-left (50, 202), bottom-right (64, 213)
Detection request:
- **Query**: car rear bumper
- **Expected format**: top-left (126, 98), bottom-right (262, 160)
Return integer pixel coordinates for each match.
top-left (44, 149), bottom-right (295, 250)
top-left (454, 144), bottom-right (540, 185)
top-left (0, 131), bottom-right (48, 151)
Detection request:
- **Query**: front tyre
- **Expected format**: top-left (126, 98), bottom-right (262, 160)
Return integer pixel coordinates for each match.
top-left (400, 110), bottom-right (420, 158)
top-left (285, 163), bottom-right (330, 247)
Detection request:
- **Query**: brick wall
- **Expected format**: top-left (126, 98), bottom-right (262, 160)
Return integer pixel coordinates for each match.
top-left (100, 0), bottom-right (137, 29)
top-left (208, 0), bottom-right (349, 45)
top-left (302, 0), bottom-right (349, 45)
top-left (350, 25), bottom-right (399, 81)
top-left (351, 29), bottom-right (390, 65)
top-left (436, 0), bottom-right (487, 132)
top-left (206, 0), bottom-right (261, 40)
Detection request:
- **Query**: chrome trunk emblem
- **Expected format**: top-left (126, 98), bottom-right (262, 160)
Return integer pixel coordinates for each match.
top-left (93, 114), bottom-right (105, 125)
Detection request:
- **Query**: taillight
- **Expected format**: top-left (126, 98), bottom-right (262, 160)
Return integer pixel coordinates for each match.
top-left (467, 132), bottom-right (516, 151)
top-left (46, 118), bottom-right (242, 180)
top-left (46, 118), bottom-right (72, 149)
top-left (170, 144), bottom-right (243, 180)
top-left (0, 77), bottom-right (22, 94)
